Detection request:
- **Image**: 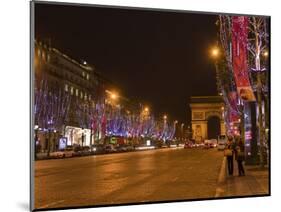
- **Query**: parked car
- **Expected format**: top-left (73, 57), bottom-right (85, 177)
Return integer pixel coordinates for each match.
top-left (217, 135), bottom-right (227, 150)
top-left (197, 143), bottom-right (204, 148)
top-left (92, 144), bottom-right (105, 154)
top-left (36, 152), bottom-right (48, 160)
top-left (204, 139), bottom-right (217, 148)
top-left (209, 143), bottom-right (217, 148)
top-left (116, 145), bottom-right (127, 152)
top-left (104, 144), bottom-right (117, 153)
top-left (209, 139), bottom-right (218, 148)
top-left (125, 145), bottom-right (135, 151)
top-left (203, 143), bottom-right (210, 149)
top-left (189, 138), bottom-right (196, 143)
top-left (50, 146), bottom-right (75, 158)
top-left (184, 142), bottom-right (193, 149)
top-left (73, 146), bottom-right (91, 156)
top-left (217, 142), bottom-right (226, 150)
top-left (115, 144), bottom-right (135, 152)
top-left (218, 135), bottom-right (227, 143)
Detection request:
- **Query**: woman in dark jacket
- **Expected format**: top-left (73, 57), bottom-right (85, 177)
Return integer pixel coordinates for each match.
top-left (224, 136), bottom-right (234, 175)
top-left (235, 139), bottom-right (245, 176)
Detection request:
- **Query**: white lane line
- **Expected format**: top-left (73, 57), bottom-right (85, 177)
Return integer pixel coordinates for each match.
top-left (215, 157), bottom-right (227, 197)
top-left (52, 179), bottom-right (70, 185)
top-left (39, 199), bottom-right (65, 208)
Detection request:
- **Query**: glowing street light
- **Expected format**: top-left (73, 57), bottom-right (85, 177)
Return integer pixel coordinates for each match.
top-left (163, 115), bottom-right (167, 120)
top-left (262, 50), bottom-right (269, 57)
top-left (110, 92), bottom-right (118, 100)
top-left (144, 107), bottom-right (149, 112)
top-left (210, 46), bottom-right (220, 59)
top-left (105, 90), bottom-right (119, 101)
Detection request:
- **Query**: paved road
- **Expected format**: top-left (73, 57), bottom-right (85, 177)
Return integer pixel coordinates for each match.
top-left (34, 148), bottom-right (224, 209)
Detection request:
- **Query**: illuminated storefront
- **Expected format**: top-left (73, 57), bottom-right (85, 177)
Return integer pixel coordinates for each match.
top-left (244, 102), bottom-right (258, 165)
top-left (64, 126), bottom-right (91, 147)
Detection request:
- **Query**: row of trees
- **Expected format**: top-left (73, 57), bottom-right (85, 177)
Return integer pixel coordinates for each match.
top-left (34, 78), bottom-right (71, 132)
top-left (216, 15), bottom-right (269, 166)
top-left (34, 77), bottom-right (176, 146)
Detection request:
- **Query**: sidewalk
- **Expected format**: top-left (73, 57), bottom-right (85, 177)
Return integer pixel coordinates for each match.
top-left (215, 157), bottom-right (269, 198)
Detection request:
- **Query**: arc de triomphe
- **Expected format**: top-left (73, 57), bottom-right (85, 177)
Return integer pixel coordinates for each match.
top-left (190, 96), bottom-right (226, 143)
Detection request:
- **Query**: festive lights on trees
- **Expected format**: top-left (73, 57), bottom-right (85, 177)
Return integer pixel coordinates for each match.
top-left (34, 75), bottom-right (71, 154)
top-left (218, 15), bottom-right (269, 166)
top-left (36, 79), bottom-right (178, 150)
top-left (247, 17), bottom-right (269, 167)
top-left (218, 16), bottom-right (242, 129)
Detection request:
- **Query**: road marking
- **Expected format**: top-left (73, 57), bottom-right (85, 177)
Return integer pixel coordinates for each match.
top-left (215, 157), bottom-right (226, 197)
top-left (39, 200), bottom-right (65, 208)
top-left (52, 179), bottom-right (70, 185)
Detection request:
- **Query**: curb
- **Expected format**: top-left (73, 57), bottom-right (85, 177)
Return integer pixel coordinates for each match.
top-left (215, 156), bottom-right (227, 197)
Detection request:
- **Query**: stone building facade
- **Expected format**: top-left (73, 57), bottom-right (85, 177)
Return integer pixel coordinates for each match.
top-left (190, 96), bottom-right (226, 143)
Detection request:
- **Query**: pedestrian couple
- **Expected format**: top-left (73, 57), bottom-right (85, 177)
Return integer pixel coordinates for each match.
top-left (224, 135), bottom-right (245, 176)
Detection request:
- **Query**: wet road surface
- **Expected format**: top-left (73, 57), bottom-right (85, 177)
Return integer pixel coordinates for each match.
top-left (34, 147), bottom-right (223, 209)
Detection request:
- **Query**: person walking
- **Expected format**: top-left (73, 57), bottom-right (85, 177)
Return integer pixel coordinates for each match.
top-left (235, 139), bottom-right (245, 176)
top-left (224, 136), bottom-right (234, 176)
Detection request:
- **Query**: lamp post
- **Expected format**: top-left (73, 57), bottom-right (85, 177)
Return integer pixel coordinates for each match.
top-left (81, 127), bottom-right (85, 147)
top-left (181, 123), bottom-right (184, 142)
top-left (163, 115), bottom-right (167, 129)
top-left (47, 128), bottom-right (51, 157)
top-left (47, 119), bottom-right (53, 157)
top-left (173, 120), bottom-right (178, 145)
top-left (163, 115), bottom-right (167, 143)
top-left (187, 125), bottom-right (191, 140)
top-left (90, 120), bottom-right (93, 152)
top-left (210, 46), bottom-right (221, 92)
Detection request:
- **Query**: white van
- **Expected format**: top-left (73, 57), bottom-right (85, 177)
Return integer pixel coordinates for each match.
top-left (217, 135), bottom-right (227, 150)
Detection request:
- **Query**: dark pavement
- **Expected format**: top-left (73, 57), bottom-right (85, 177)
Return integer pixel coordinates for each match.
top-left (215, 158), bottom-right (269, 198)
top-left (35, 148), bottom-right (223, 209)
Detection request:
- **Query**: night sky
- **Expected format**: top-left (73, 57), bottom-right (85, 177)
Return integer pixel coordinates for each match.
top-left (35, 2), bottom-right (218, 124)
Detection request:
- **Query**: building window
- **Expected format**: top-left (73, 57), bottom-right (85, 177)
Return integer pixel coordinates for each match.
top-left (82, 72), bottom-right (85, 77)
top-left (71, 86), bottom-right (74, 95)
top-left (86, 73), bottom-right (89, 80)
top-left (76, 88), bottom-right (79, 96)
top-left (37, 49), bottom-right (41, 57)
top-left (84, 93), bottom-right (87, 101)
top-left (80, 91), bottom-right (83, 99)
top-left (89, 95), bottom-right (91, 101)
top-left (47, 54), bottom-right (50, 62)
top-left (64, 84), bottom-right (68, 92)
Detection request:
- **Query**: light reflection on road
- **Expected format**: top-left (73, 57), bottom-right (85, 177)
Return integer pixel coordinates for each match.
top-left (35, 148), bottom-right (223, 209)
